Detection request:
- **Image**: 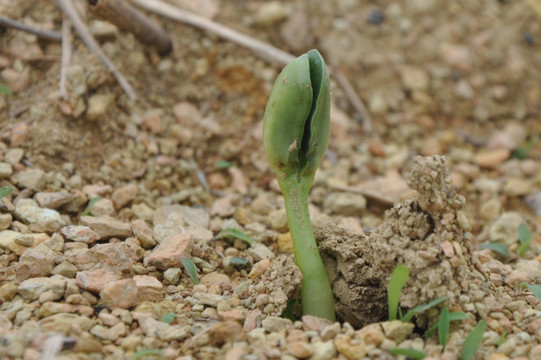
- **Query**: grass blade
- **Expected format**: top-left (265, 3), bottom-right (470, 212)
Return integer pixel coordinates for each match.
top-left (214, 159), bottom-right (235, 169)
top-left (229, 257), bottom-right (250, 266)
top-left (478, 243), bottom-right (509, 258)
top-left (518, 223), bottom-right (532, 256)
top-left (389, 348), bottom-right (427, 360)
top-left (426, 311), bottom-right (468, 337)
top-left (438, 308), bottom-right (450, 348)
top-left (132, 349), bottom-right (162, 359)
top-left (213, 228), bottom-right (253, 245)
top-left (402, 296), bottom-right (447, 323)
top-left (181, 258), bottom-right (199, 285)
top-left (526, 284), bottom-right (541, 301)
top-left (388, 265), bottom-right (409, 321)
top-left (460, 320), bottom-right (486, 360)
top-left (0, 186), bottom-right (13, 199)
top-left (0, 85), bottom-right (12, 96)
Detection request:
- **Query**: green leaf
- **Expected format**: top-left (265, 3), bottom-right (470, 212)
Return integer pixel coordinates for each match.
top-left (402, 296), bottom-right (447, 323)
top-left (282, 298), bottom-right (299, 321)
top-left (388, 265), bottom-right (409, 321)
top-left (0, 85), bottom-right (12, 96)
top-left (498, 331), bottom-right (507, 347)
top-left (81, 197), bottom-right (102, 216)
top-left (511, 138), bottom-right (536, 159)
top-left (214, 159), bottom-right (235, 170)
top-left (526, 284), bottom-right (541, 301)
top-left (213, 228), bottom-right (253, 245)
top-left (518, 223), bottom-right (532, 256)
top-left (389, 348), bottom-right (427, 360)
top-left (161, 312), bottom-right (177, 324)
top-left (478, 243), bottom-right (509, 258)
top-left (0, 186), bottom-right (13, 199)
top-left (181, 258), bottom-right (199, 285)
top-left (438, 308), bottom-right (450, 348)
top-left (460, 320), bottom-right (486, 360)
top-left (229, 257), bottom-right (250, 266)
top-left (426, 311), bottom-right (468, 337)
top-left (132, 349), bottom-right (163, 359)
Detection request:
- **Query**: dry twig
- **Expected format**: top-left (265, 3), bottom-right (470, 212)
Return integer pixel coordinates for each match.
top-left (89, 0), bottom-right (172, 56)
top-left (131, 0), bottom-right (373, 133)
top-left (59, 17), bottom-right (72, 99)
top-left (0, 14), bottom-right (61, 41)
top-left (56, 0), bottom-right (137, 100)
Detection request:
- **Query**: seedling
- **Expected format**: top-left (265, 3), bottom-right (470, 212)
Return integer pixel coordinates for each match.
top-left (498, 331), bottom-right (507, 347)
top-left (478, 243), bottom-right (509, 258)
top-left (511, 137), bottom-right (537, 159)
top-left (214, 159), bottom-right (235, 169)
top-left (426, 311), bottom-right (467, 337)
top-left (525, 283), bottom-right (541, 300)
top-left (438, 308), bottom-right (450, 348)
top-left (180, 258), bottom-right (199, 285)
top-left (263, 49), bottom-right (334, 320)
top-left (161, 312), bottom-right (177, 324)
top-left (81, 197), bottom-right (102, 216)
top-left (213, 228), bottom-right (253, 245)
top-left (229, 257), bottom-right (250, 266)
top-left (517, 222), bottom-right (532, 256)
top-left (460, 320), bottom-right (486, 360)
top-left (0, 186), bottom-right (13, 199)
top-left (389, 348), bottom-right (427, 360)
top-left (132, 349), bottom-right (163, 360)
top-left (0, 85), bottom-right (12, 96)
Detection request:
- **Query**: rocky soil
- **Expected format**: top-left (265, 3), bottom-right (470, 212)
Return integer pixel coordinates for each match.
top-left (1, 0), bottom-right (541, 359)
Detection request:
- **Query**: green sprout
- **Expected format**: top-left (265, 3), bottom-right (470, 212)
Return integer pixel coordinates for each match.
top-left (213, 228), bottom-right (253, 245)
top-left (389, 348), bottom-right (427, 360)
top-left (460, 320), bottom-right (486, 360)
top-left (0, 186), bottom-right (13, 199)
top-left (518, 222), bottom-right (532, 256)
top-left (180, 258), bottom-right (199, 285)
top-left (263, 49), bottom-right (334, 321)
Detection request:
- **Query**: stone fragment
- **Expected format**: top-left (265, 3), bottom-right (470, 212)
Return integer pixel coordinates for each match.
top-left (76, 269), bottom-right (122, 293)
top-left (89, 198), bottom-right (115, 217)
top-left (82, 184), bottom-right (113, 197)
top-left (133, 275), bottom-right (163, 303)
top-left (112, 184), bottom-right (138, 209)
top-left (200, 273), bottom-right (232, 294)
top-left (18, 276), bottom-right (66, 301)
top-left (504, 178), bottom-right (532, 197)
top-left (253, 2), bottom-right (288, 25)
top-left (287, 341), bottom-right (313, 358)
top-left (0, 230), bottom-right (32, 255)
top-left (302, 315), bottom-right (333, 333)
top-left (277, 232), bottom-right (294, 253)
top-left (86, 93), bottom-right (115, 121)
top-left (100, 279), bottom-right (138, 309)
top-left (310, 341), bottom-right (337, 360)
top-left (163, 268), bottom-right (181, 285)
top-left (400, 66), bottom-right (429, 91)
top-left (323, 193), bottom-right (367, 216)
top-left (39, 313), bottom-right (94, 334)
top-left (356, 323), bottom-right (384, 346)
top-left (0, 162), bottom-right (13, 178)
top-left (62, 190), bottom-right (87, 212)
top-left (14, 199), bottom-right (66, 226)
top-left (79, 215), bottom-right (132, 239)
top-left (0, 283), bottom-right (18, 303)
top-left (334, 336), bottom-right (366, 360)
top-left (5, 148), bottom-right (24, 164)
top-left (137, 315), bottom-right (190, 341)
top-left (143, 234), bottom-right (193, 270)
top-left (475, 149), bottom-right (510, 169)
top-left (381, 320), bottom-right (414, 342)
top-left (18, 245), bottom-right (56, 279)
top-left (34, 192), bottom-right (74, 209)
top-left (193, 292), bottom-right (224, 307)
top-left (262, 316), bottom-right (292, 332)
top-left (13, 168), bottom-right (46, 191)
top-left (75, 243), bottom-right (137, 272)
top-left (90, 322), bottom-right (126, 341)
top-left (208, 320), bottom-right (246, 346)
top-left (248, 243), bottom-right (275, 261)
top-left (0, 213), bottom-right (12, 230)
top-left (249, 259), bottom-right (270, 281)
top-left (60, 225), bottom-right (100, 244)
top-left (489, 212), bottom-right (524, 248)
top-left (131, 219), bottom-right (156, 249)
top-left (52, 261), bottom-right (79, 278)
top-left (153, 204), bottom-right (210, 229)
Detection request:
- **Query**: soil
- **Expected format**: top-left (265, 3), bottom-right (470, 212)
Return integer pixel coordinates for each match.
top-left (1, 1), bottom-right (541, 360)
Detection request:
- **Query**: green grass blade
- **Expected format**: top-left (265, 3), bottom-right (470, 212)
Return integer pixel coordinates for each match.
top-left (0, 186), bottom-right (13, 199)
top-left (132, 349), bottom-right (163, 359)
top-left (214, 159), bottom-right (235, 169)
top-left (518, 223), bottom-right (532, 256)
top-left (389, 348), bottom-right (427, 360)
top-left (229, 257), bottom-right (250, 265)
top-left (161, 312), bottom-right (177, 324)
top-left (439, 308), bottom-right (450, 348)
top-left (526, 284), bottom-right (541, 301)
top-left (388, 265), bottom-right (409, 321)
top-left (181, 258), bottom-right (199, 285)
top-left (460, 320), bottom-right (486, 360)
top-left (426, 312), bottom-right (468, 337)
top-left (81, 197), bottom-right (102, 216)
top-left (0, 85), bottom-right (12, 96)
top-left (402, 296), bottom-right (447, 323)
top-left (213, 228), bottom-right (253, 245)
top-left (478, 243), bottom-right (509, 258)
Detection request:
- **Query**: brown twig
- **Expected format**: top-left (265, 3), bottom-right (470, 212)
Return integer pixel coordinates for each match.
top-left (59, 16), bottom-right (72, 100)
top-left (0, 14), bottom-right (61, 41)
top-left (56, 0), bottom-right (137, 101)
top-left (130, 0), bottom-right (373, 134)
top-left (89, 0), bottom-right (172, 56)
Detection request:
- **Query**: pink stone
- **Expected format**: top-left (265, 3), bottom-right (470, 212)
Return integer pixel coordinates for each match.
top-left (133, 275), bottom-right (163, 303)
top-left (76, 269), bottom-right (122, 293)
top-left (111, 184), bottom-right (138, 210)
top-left (441, 241), bottom-right (455, 258)
top-left (143, 234), bottom-right (193, 270)
top-left (100, 279), bottom-right (138, 309)
top-left (60, 225), bottom-right (100, 244)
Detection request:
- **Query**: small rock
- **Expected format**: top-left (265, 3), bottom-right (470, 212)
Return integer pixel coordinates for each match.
top-left (503, 178), bottom-right (532, 197)
top-left (323, 193), bottom-right (367, 216)
top-left (100, 279), bottom-right (138, 309)
top-left (82, 184), bottom-right (113, 197)
top-left (14, 199), bottom-right (66, 226)
top-left (249, 243), bottom-right (275, 261)
top-left (75, 242), bottom-right (138, 272)
top-left (86, 93), bottom-right (115, 121)
top-left (0, 213), bottom-right (12, 230)
top-left (475, 149), bottom-right (510, 169)
top-left (310, 341), bottom-right (337, 360)
top-left (505, 270), bottom-right (530, 288)
top-left (193, 292), bottom-right (224, 307)
top-left (132, 202), bottom-right (154, 221)
top-left (13, 168), bottom-right (46, 191)
top-left (0, 162), bottom-right (13, 178)
top-left (489, 212), bottom-right (524, 247)
top-left (34, 192), bottom-right (74, 209)
top-left (4, 148), bottom-right (24, 165)
top-left (52, 261), bottom-right (79, 278)
top-left (525, 191), bottom-right (541, 216)
top-left (287, 341), bottom-right (313, 358)
top-left (400, 66), bottom-right (429, 91)
top-left (18, 276), bottom-right (66, 301)
top-left (249, 259), bottom-right (271, 280)
top-left (480, 198), bottom-right (502, 221)
top-left (112, 184), bottom-right (138, 210)
top-left (455, 79), bottom-right (474, 99)
top-left (334, 336), bottom-right (366, 360)
top-left (18, 245), bottom-right (56, 279)
top-left (60, 225), bottom-right (100, 244)
top-left (262, 316), bottom-right (292, 332)
top-left (90, 322), bottom-right (126, 341)
top-left (0, 283), bottom-right (18, 302)
top-left (0, 230), bottom-right (32, 255)
top-left (76, 269), bottom-right (122, 293)
top-left (253, 2), bottom-right (288, 25)
top-left (381, 320), bottom-right (414, 342)
top-left (133, 275), bottom-right (163, 303)
top-left (277, 232), bottom-right (294, 253)
top-left (356, 323), bottom-right (385, 346)
top-left (302, 315), bottom-right (333, 333)
top-left (200, 273), bottom-right (232, 294)
top-left (131, 219), bottom-right (156, 249)
top-left (163, 268), bottom-right (182, 285)
top-left (143, 234), bottom-right (193, 270)
top-left (80, 215), bottom-right (132, 239)
top-left (208, 320), bottom-right (246, 346)
top-left (39, 313), bottom-right (93, 334)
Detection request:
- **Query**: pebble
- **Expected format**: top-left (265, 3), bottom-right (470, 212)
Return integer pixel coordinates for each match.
top-left (310, 341), bottom-right (337, 360)
top-left (131, 219), bottom-right (156, 249)
top-left (39, 313), bottom-right (94, 334)
top-left (248, 243), bottom-right (275, 261)
top-left (400, 66), bottom-right (430, 91)
top-left (381, 320), bottom-right (414, 342)
top-left (475, 149), bottom-right (510, 169)
top-left (133, 275), bottom-right (163, 303)
top-left (163, 268), bottom-right (181, 285)
top-left (208, 320), bottom-right (246, 346)
top-left (503, 178), bottom-right (532, 197)
top-left (262, 316), bottom-right (292, 332)
top-left (52, 261), bottom-right (78, 278)
top-left (60, 225), bottom-right (100, 244)
top-left (277, 232), bottom-right (294, 253)
top-left (0, 162), bottom-right (13, 178)
top-left (79, 215), bottom-right (132, 239)
top-left (488, 212), bottom-right (524, 247)
top-left (268, 208), bottom-right (288, 232)
top-left (143, 234), bottom-right (194, 270)
top-left (76, 242), bottom-right (137, 272)
top-left (13, 168), bottom-right (46, 191)
top-left (18, 245), bottom-right (55, 279)
top-left (4, 148), bottom-right (24, 165)
top-left (111, 184), bottom-right (138, 210)
top-left (76, 269), bottom-right (123, 293)
top-left (99, 279), bottom-right (138, 309)
top-left (323, 192), bottom-right (367, 216)
top-left (82, 184), bottom-right (112, 197)
top-left (18, 276), bottom-right (66, 301)
top-left (0, 213), bottom-right (12, 230)
top-left (86, 94), bottom-right (115, 121)
top-left (90, 322), bottom-right (126, 341)
top-left (34, 192), bottom-right (74, 209)
top-left (253, 2), bottom-right (288, 25)
top-left (14, 199), bottom-right (66, 226)
top-left (0, 230), bottom-right (33, 255)
top-left (334, 336), bottom-right (366, 360)
top-left (525, 191), bottom-right (541, 215)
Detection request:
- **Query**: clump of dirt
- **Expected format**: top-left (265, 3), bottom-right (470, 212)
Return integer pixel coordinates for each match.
top-left (317, 155), bottom-right (490, 328)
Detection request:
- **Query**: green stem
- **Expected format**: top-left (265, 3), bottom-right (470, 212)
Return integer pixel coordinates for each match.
top-left (279, 176), bottom-right (335, 321)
